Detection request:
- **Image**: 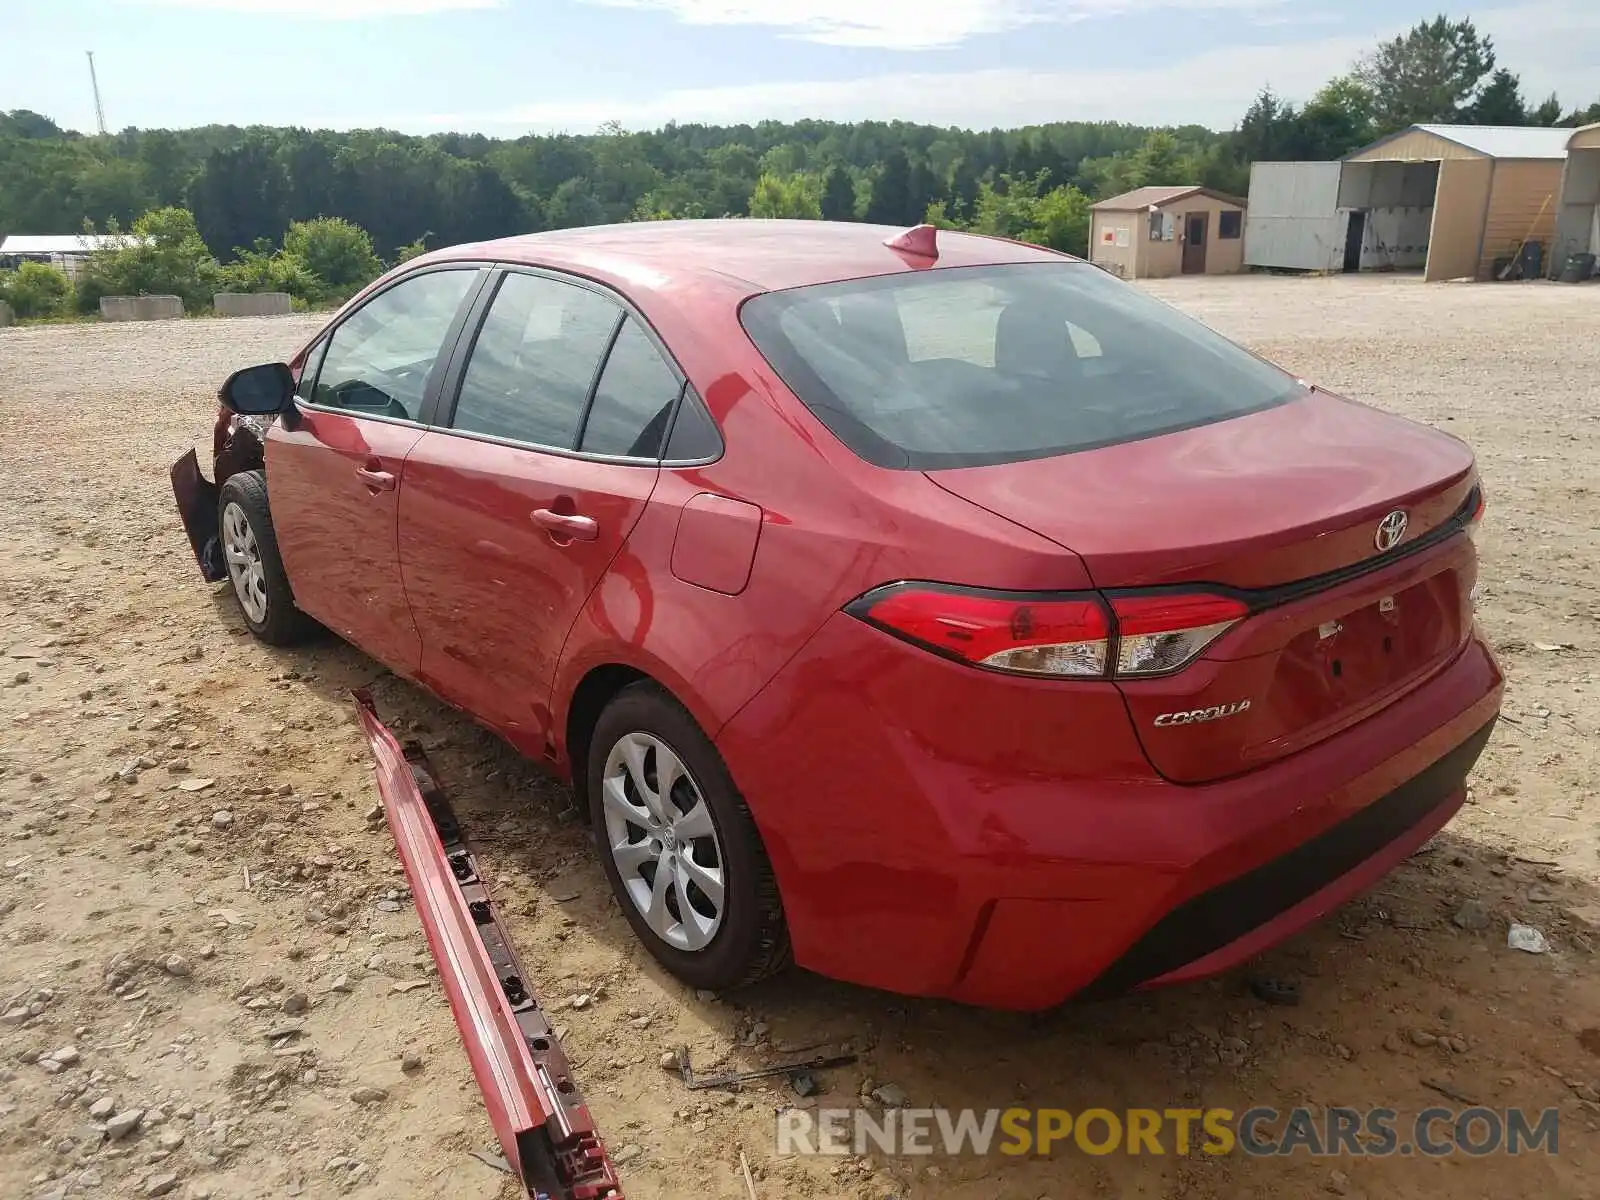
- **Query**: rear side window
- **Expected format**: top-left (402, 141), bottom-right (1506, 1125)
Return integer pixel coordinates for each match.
top-left (664, 392), bottom-right (722, 462)
top-left (452, 272), bottom-right (622, 448)
top-left (579, 317), bottom-right (683, 458)
top-left (739, 262), bottom-right (1305, 469)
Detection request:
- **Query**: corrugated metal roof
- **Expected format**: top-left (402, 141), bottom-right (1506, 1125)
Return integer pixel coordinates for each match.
top-left (1409, 125), bottom-right (1570, 160)
top-left (1091, 185), bottom-right (1246, 211)
top-left (0, 234), bottom-right (144, 254)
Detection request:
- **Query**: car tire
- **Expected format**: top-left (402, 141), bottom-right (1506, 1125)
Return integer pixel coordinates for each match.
top-left (216, 470), bottom-right (315, 647)
top-left (588, 682), bottom-right (790, 991)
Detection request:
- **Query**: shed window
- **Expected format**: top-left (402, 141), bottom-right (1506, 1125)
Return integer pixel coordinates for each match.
top-left (1219, 210), bottom-right (1242, 240)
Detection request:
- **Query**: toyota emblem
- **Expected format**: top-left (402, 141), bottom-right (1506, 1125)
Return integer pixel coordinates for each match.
top-left (1374, 509), bottom-right (1408, 552)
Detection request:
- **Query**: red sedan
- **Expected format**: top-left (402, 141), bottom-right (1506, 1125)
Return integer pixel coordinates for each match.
top-left (175, 220), bottom-right (1501, 1010)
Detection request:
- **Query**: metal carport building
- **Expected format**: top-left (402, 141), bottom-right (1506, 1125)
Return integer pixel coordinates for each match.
top-left (1244, 124), bottom-right (1571, 281)
top-left (1552, 122), bottom-right (1600, 278)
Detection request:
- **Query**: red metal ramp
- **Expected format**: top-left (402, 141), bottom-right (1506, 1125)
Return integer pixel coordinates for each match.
top-left (353, 689), bottom-right (624, 1200)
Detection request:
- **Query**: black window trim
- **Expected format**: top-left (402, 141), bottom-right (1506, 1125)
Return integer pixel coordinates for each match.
top-left (295, 261), bottom-right (494, 431)
top-left (431, 262), bottom-right (723, 468)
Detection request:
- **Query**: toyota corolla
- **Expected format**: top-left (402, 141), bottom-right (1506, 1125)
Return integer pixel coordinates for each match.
top-left (171, 220), bottom-right (1501, 1010)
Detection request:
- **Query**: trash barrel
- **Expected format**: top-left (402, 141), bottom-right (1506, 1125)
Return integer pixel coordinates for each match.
top-left (1559, 252), bottom-right (1596, 283)
top-left (1517, 240), bottom-right (1543, 280)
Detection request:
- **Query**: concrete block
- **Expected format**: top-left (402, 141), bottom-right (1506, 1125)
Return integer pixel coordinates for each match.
top-left (100, 295), bottom-right (184, 322)
top-left (214, 292), bottom-right (292, 317)
top-left (0, 301), bottom-right (13, 327)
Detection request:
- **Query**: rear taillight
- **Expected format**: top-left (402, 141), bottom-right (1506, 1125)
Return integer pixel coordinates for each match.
top-left (851, 585), bottom-right (1110, 677)
top-left (1109, 592), bottom-right (1249, 677)
top-left (847, 583), bottom-right (1246, 679)
top-left (1467, 488), bottom-right (1486, 537)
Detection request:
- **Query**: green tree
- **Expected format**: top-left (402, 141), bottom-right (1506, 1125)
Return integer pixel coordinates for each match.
top-left (394, 235), bottom-right (431, 263)
top-left (136, 129), bottom-right (192, 207)
top-left (1565, 99), bottom-right (1600, 126)
top-left (1532, 94), bottom-right (1565, 125)
top-left (0, 110), bottom-right (67, 139)
top-left (545, 177), bottom-right (607, 228)
top-left (1471, 69), bottom-right (1528, 124)
top-left (969, 172), bottom-right (1044, 241)
top-left (864, 148), bottom-right (913, 225)
top-left (1127, 131), bottom-right (1184, 187)
top-left (947, 158), bottom-right (981, 220)
top-left (188, 137), bottom-right (290, 259)
top-left (1028, 185), bottom-right (1092, 255)
top-left (75, 158), bottom-right (152, 227)
top-left (215, 239), bottom-right (319, 300)
top-left (1354, 15), bottom-right (1496, 129)
top-left (282, 216), bottom-right (382, 301)
top-left (77, 206), bottom-right (220, 313)
top-left (1298, 77), bottom-right (1378, 156)
top-left (0, 110), bottom-right (1240, 256)
top-left (0, 261), bottom-right (73, 317)
top-left (820, 165), bottom-right (856, 221)
top-left (748, 173), bottom-right (821, 220)
top-left (1232, 88), bottom-right (1299, 163)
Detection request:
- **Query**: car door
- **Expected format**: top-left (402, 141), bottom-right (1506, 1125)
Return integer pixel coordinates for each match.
top-left (268, 264), bottom-right (485, 675)
top-left (398, 268), bottom-right (684, 755)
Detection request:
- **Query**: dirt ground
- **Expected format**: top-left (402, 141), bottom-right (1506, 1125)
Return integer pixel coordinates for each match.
top-left (1, 275), bottom-right (1598, 1200)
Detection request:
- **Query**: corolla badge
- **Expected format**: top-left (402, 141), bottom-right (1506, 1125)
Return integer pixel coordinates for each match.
top-left (1374, 509), bottom-right (1409, 552)
top-left (1153, 700), bottom-right (1251, 727)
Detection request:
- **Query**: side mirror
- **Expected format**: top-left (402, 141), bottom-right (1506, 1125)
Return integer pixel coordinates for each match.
top-left (221, 362), bottom-right (295, 416)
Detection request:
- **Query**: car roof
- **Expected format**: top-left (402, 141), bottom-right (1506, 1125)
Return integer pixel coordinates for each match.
top-left (419, 219), bottom-right (1073, 305)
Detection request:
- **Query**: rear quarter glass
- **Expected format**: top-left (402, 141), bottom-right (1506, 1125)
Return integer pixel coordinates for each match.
top-left (739, 262), bottom-right (1306, 470)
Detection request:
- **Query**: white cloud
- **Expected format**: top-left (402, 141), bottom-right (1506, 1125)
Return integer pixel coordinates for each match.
top-left (404, 35), bottom-right (1369, 132)
top-left (369, 0), bottom-right (1596, 134)
top-left (130, 0), bottom-right (501, 15)
top-left (586, 0), bottom-right (1283, 50)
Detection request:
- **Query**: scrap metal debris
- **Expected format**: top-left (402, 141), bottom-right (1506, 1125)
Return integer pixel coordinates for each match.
top-left (353, 689), bottom-right (623, 1200)
top-left (674, 1044), bottom-right (858, 1092)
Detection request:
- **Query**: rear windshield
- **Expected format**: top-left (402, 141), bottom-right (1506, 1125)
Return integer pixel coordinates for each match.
top-left (739, 262), bottom-right (1305, 469)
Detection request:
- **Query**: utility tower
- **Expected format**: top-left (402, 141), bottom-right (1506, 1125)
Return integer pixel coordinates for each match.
top-left (86, 51), bottom-right (108, 135)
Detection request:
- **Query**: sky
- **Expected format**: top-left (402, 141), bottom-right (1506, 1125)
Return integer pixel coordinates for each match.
top-left (2, 0), bottom-right (1596, 136)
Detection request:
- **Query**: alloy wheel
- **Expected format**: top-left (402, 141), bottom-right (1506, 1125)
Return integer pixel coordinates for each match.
top-left (601, 731), bottom-right (725, 951)
top-left (222, 501), bottom-right (268, 624)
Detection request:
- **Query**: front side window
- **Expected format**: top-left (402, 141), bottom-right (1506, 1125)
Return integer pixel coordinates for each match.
top-left (311, 269), bottom-right (476, 421)
top-left (740, 262), bottom-right (1305, 469)
top-left (294, 338), bottom-right (328, 403)
top-left (452, 272), bottom-right (622, 448)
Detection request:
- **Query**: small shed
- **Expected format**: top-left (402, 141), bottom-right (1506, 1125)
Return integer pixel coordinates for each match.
top-left (1245, 124), bottom-right (1570, 281)
top-left (0, 233), bottom-right (138, 281)
top-left (1088, 186), bottom-right (1247, 279)
top-left (1552, 122), bottom-right (1600, 279)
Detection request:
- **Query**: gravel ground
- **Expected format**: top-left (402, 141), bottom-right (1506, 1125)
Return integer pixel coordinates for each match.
top-left (1, 275), bottom-right (1598, 1200)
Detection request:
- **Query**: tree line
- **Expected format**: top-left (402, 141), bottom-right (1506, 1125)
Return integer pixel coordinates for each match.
top-left (3, 15), bottom-right (1596, 319)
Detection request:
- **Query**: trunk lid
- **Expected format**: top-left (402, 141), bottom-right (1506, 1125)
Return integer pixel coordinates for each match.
top-left (925, 392), bottom-right (1474, 590)
top-left (927, 393), bottom-right (1481, 783)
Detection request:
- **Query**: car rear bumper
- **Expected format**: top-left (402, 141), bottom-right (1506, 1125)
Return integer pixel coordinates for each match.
top-left (716, 613), bottom-right (1503, 1011)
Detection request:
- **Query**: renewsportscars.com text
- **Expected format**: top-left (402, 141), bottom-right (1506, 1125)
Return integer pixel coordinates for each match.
top-left (776, 1105), bottom-right (1559, 1158)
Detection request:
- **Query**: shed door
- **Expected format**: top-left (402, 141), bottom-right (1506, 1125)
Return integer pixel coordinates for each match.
top-left (1182, 213), bottom-right (1208, 273)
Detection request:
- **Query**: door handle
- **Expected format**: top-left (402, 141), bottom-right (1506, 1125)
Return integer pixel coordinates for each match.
top-left (356, 466), bottom-right (396, 492)
top-left (531, 508), bottom-right (599, 542)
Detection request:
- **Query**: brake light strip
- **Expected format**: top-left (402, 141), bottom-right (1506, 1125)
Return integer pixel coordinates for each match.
top-left (353, 689), bottom-right (624, 1200)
